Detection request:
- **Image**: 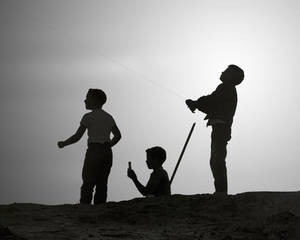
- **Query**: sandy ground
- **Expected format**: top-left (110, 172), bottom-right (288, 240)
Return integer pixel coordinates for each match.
top-left (1, 192), bottom-right (300, 240)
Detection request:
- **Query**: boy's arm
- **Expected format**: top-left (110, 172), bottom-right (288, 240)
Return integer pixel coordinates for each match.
top-left (127, 169), bottom-right (148, 196)
top-left (108, 125), bottom-right (121, 147)
top-left (58, 125), bottom-right (86, 148)
top-left (186, 84), bottom-right (228, 114)
top-left (132, 178), bottom-right (148, 196)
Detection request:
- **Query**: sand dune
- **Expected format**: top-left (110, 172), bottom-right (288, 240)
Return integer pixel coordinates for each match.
top-left (1, 192), bottom-right (300, 240)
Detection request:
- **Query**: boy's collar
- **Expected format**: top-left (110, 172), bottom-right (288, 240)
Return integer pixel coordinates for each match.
top-left (91, 108), bottom-right (103, 111)
top-left (153, 166), bottom-right (163, 172)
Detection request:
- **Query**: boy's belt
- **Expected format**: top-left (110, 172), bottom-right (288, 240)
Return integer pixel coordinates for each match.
top-left (88, 142), bottom-right (108, 147)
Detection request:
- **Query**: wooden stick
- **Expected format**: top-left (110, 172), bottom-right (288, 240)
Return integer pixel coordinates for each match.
top-left (170, 122), bottom-right (196, 185)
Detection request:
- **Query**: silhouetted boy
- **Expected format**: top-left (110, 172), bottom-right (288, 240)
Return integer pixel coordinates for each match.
top-left (58, 89), bottom-right (121, 204)
top-left (127, 146), bottom-right (171, 197)
top-left (186, 65), bottom-right (244, 195)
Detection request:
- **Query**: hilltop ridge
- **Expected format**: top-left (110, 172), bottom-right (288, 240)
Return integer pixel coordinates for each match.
top-left (1, 191), bottom-right (300, 240)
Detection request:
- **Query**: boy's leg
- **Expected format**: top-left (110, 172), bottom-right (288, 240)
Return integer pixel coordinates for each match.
top-left (210, 124), bottom-right (231, 193)
top-left (94, 146), bottom-right (112, 204)
top-left (80, 147), bottom-right (98, 204)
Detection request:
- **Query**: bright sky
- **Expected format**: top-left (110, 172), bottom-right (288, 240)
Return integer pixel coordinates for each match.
top-left (1, 0), bottom-right (300, 204)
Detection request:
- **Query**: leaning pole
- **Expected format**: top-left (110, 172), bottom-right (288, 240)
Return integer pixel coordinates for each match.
top-left (170, 122), bottom-right (196, 185)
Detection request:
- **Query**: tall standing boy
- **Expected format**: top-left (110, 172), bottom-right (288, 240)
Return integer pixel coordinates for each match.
top-left (58, 89), bottom-right (121, 204)
top-left (186, 65), bottom-right (244, 195)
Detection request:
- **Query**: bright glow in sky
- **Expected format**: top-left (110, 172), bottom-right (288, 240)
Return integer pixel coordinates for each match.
top-left (0, 0), bottom-right (300, 204)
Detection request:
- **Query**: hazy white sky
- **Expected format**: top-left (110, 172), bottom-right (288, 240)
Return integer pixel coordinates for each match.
top-left (1, 0), bottom-right (300, 204)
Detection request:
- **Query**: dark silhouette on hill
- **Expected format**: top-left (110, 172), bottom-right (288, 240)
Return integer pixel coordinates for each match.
top-left (127, 146), bottom-right (171, 197)
top-left (57, 89), bottom-right (121, 204)
top-left (186, 65), bottom-right (244, 195)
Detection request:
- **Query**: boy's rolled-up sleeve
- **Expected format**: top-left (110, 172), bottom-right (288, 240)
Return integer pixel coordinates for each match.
top-left (80, 114), bottom-right (89, 127)
top-left (110, 116), bottom-right (117, 128)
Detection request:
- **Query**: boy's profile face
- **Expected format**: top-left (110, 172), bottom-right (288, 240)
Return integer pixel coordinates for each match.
top-left (84, 94), bottom-right (99, 110)
top-left (220, 67), bottom-right (233, 84)
top-left (146, 154), bottom-right (160, 169)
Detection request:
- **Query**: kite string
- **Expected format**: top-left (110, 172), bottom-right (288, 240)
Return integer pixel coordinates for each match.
top-left (13, 4), bottom-right (185, 101)
top-left (94, 54), bottom-right (185, 100)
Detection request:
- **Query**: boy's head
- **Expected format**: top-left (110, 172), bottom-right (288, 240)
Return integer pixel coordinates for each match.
top-left (85, 89), bottom-right (107, 109)
top-left (220, 64), bottom-right (244, 85)
top-left (146, 146), bottom-right (167, 169)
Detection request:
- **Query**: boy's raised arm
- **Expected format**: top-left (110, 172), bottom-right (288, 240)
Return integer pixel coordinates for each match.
top-left (127, 169), bottom-right (148, 196)
top-left (57, 125), bottom-right (86, 148)
top-left (186, 84), bottom-right (228, 114)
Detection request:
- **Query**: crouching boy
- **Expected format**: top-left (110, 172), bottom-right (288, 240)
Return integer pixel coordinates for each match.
top-left (127, 146), bottom-right (171, 197)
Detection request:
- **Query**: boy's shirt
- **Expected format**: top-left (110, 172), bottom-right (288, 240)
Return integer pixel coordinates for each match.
top-left (145, 167), bottom-right (171, 196)
top-left (80, 109), bottom-right (117, 144)
top-left (196, 83), bottom-right (237, 127)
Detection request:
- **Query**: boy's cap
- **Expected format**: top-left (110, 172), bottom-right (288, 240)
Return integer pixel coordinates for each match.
top-left (228, 64), bottom-right (244, 85)
top-left (146, 146), bottom-right (167, 164)
top-left (87, 89), bottom-right (107, 105)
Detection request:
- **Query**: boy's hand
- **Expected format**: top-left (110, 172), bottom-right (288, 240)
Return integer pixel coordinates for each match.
top-left (57, 141), bottom-right (65, 149)
top-left (127, 169), bottom-right (137, 180)
top-left (185, 99), bottom-right (196, 113)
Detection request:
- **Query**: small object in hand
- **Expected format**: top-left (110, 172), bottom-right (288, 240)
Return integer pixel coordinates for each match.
top-left (127, 168), bottom-right (136, 180)
top-left (128, 161), bottom-right (132, 170)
